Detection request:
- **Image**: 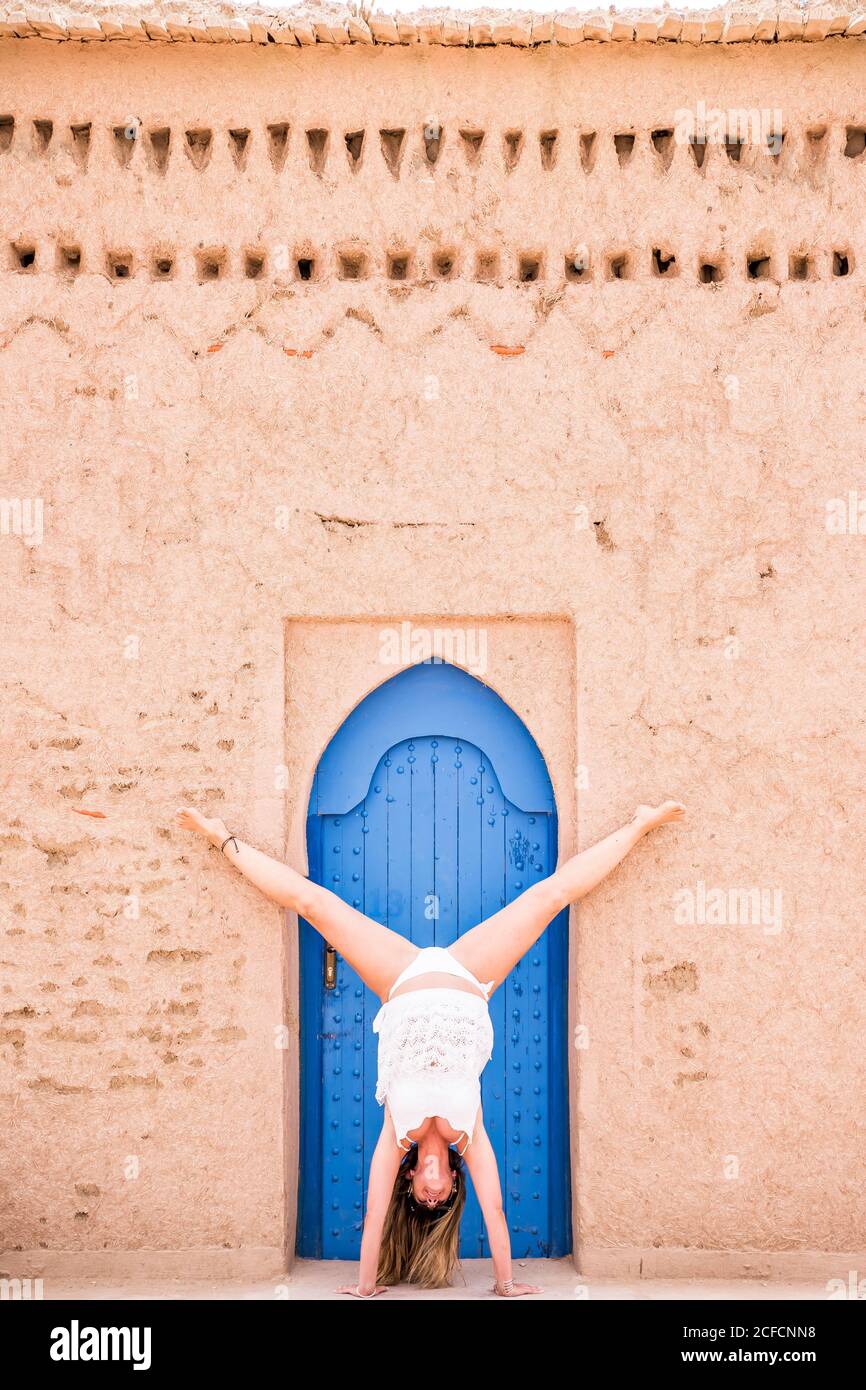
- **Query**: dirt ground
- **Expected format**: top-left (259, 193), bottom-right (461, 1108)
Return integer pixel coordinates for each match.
top-left (39, 1258), bottom-right (831, 1301)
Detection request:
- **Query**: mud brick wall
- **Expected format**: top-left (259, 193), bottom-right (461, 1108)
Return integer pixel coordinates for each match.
top-left (1, 24), bottom-right (864, 1277)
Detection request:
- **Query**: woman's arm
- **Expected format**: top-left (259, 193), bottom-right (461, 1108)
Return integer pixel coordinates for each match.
top-left (551, 800), bottom-right (686, 908)
top-left (338, 1112), bottom-right (403, 1299)
top-left (463, 1115), bottom-right (541, 1298)
top-left (174, 807), bottom-right (315, 916)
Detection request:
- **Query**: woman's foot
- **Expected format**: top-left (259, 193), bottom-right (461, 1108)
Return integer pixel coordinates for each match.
top-left (634, 800), bottom-right (686, 833)
top-left (175, 806), bottom-right (229, 849)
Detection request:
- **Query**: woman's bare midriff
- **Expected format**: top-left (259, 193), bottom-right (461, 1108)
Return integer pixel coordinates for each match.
top-left (388, 970), bottom-right (485, 1001)
top-left (399, 1113), bottom-right (467, 1148)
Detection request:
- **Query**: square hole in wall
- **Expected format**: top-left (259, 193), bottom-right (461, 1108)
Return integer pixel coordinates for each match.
top-left (423, 121), bottom-right (443, 166)
top-left (152, 253), bottom-right (175, 280)
top-left (613, 132), bottom-right (635, 166)
top-left (344, 130), bottom-right (365, 169)
top-left (805, 125), bottom-right (828, 160)
top-left (380, 128), bottom-right (406, 177)
top-left (113, 123), bottom-right (137, 167)
top-left (70, 122), bottom-right (91, 169)
top-left (184, 128), bottom-right (213, 171)
top-left (147, 127), bottom-right (171, 174)
top-left (387, 252), bottom-right (412, 282)
top-left (518, 254), bottom-right (543, 283)
top-left (833, 250), bottom-right (853, 277)
top-left (565, 250), bottom-right (591, 283)
top-left (267, 122), bottom-right (290, 171)
top-left (698, 258), bottom-right (724, 284)
top-left (108, 252), bottom-right (133, 280)
top-left (651, 128), bottom-right (675, 170)
top-left (33, 118), bottom-right (53, 153)
top-left (12, 242), bottom-right (36, 271)
top-left (539, 130), bottom-right (558, 171)
top-left (432, 249), bottom-right (457, 280)
top-left (196, 249), bottom-right (226, 282)
top-left (0, 115), bottom-right (15, 152)
top-left (337, 251), bottom-right (367, 281)
top-left (747, 252), bottom-right (772, 280)
top-left (306, 128), bottom-right (329, 175)
top-left (228, 128), bottom-right (250, 170)
top-left (475, 250), bottom-right (499, 283)
top-left (459, 128), bottom-right (485, 164)
top-left (652, 247), bottom-right (677, 277)
top-left (579, 131), bottom-right (597, 172)
top-left (244, 249), bottom-right (266, 280)
top-left (689, 135), bottom-right (708, 170)
top-left (295, 256), bottom-right (316, 282)
top-left (788, 253), bottom-right (812, 282)
top-left (606, 252), bottom-right (631, 281)
top-left (844, 125), bottom-right (866, 158)
top-left (502, 130), bottom-right (524, 171)
top-left (57, 244), bottom-right (81, 275)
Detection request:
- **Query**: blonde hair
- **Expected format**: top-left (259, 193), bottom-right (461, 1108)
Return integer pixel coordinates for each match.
top-left (376, 1146), bottom-right (466, 1289)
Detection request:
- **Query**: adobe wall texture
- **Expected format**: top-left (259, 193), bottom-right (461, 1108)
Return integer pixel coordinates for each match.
top-left (1, 30), bottom-right (864, 1279)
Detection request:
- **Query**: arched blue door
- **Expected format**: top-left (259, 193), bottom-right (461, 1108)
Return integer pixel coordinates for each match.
top-left (297, 662), bottom-right (570, 1259)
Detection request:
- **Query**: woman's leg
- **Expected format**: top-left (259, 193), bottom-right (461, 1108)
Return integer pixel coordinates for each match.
top-left (450, 801), bottom-right (685, 991)
top-left (175, 807), bottom-right (416, 999)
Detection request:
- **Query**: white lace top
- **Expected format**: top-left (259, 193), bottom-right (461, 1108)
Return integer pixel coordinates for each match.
top-left (372, 987), bottom-right (494, 1151)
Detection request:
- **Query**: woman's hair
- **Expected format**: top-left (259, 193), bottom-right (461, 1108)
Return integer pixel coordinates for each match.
top-left (377, 1145), bottom-right (466, 1289)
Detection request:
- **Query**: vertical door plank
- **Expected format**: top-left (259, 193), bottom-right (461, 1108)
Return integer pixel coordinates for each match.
top-left (433, 736), bottom-right (460, 945)
top-left (362, 757), bottom-right (390, 1197)
top-left (409, 737), bottom-right (436, 947)
top-left (478, 748), bottom-right (508, 1258)
top-left (504, 807), bottom-right (551, 1255)
top-left (320, 811), bottom-right (365, 1255)
top-left (385, 740), bottom-right (412, 940)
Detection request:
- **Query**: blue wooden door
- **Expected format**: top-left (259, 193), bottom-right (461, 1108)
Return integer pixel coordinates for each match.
top-left (297, 662), bottom-right (570, 1259)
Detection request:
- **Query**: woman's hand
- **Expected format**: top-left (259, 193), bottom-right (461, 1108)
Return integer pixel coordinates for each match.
top-left (493, 1281), bottom-right (542, 1297)
top-left (337, 1284), bottom-right (388, 1298)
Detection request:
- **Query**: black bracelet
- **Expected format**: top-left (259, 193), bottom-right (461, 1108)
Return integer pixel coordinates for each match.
top-left (219, 834), bottom-right (240, 856)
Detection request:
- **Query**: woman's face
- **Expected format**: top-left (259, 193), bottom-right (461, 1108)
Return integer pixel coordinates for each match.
top-left (410, 1170), bottom-right (453, 1207)
top-left (410, 1154), bottom-right (454, 1207)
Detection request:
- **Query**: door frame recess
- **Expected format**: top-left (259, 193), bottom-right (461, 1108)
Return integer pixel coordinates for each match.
top-left (295, 659), bottom-right (571, 1258)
